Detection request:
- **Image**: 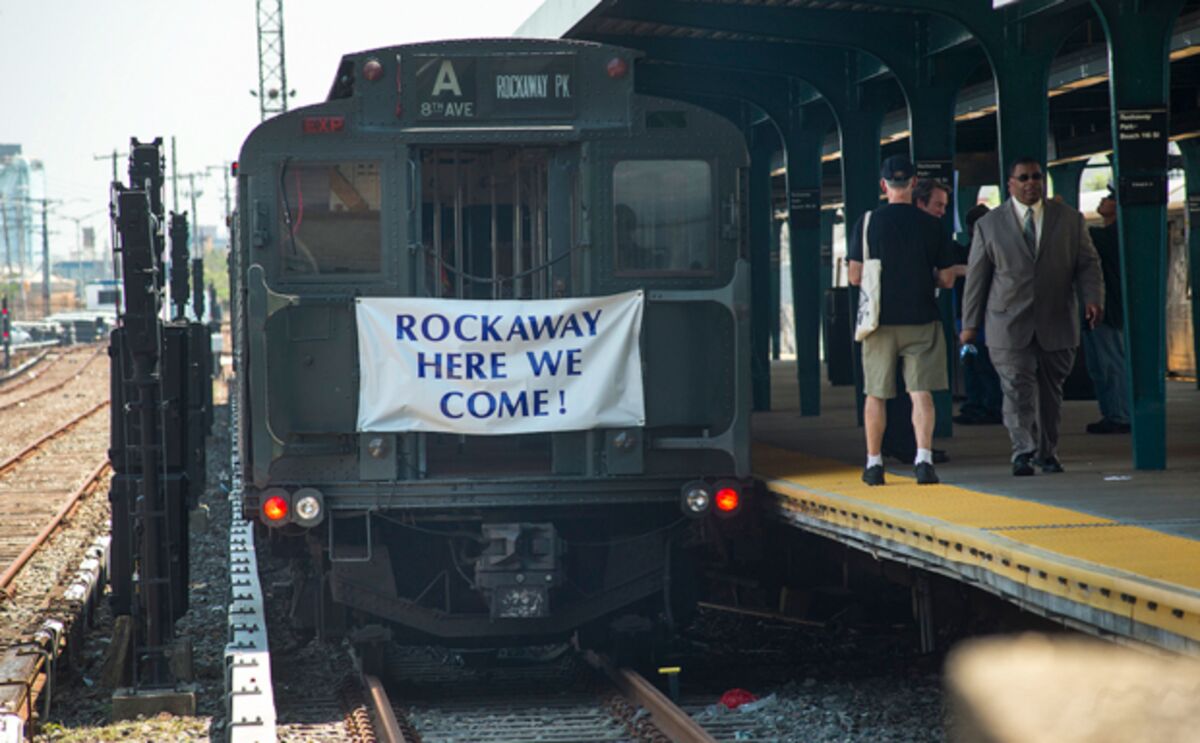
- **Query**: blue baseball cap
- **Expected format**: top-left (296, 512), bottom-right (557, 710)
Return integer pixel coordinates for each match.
top-left (880, 154), bottom-right (914, 183)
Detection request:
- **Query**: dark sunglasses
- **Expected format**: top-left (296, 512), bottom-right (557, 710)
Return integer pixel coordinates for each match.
top-left (1012, 172), bottom-right (1044, 182)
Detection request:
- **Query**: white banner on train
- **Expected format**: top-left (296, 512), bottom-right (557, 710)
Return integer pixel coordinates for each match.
top-left (356, 291), bottom-right (645, 434)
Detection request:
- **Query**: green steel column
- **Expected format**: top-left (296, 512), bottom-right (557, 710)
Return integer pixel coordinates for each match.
top-left (909, 83), bottom-right (961, 439)
top-left (1179, 139), bottom-right (1200, 390)
top-left (842, 94), bottom-right (886, 428)
top-left (785, 106), bottom-right (831, 416)
top-left (750, 126), bottom-right (776, 411)
top-left (771, 208), bottom-right (782, 361)
top-left (980, 10), bottom-right (1089, 181)
top-left (1092, 0), bottom-right (1184, 470)
top-left (1048, 161), bottom-right (1088, 208)
top-left (841, 115), bottom-right (885, 261)
top-left (992, 59), bottom-right (1053, 171)
top-left (820, 207), bottom-right (837, 385)
top-left (820, 208), bottom-right (835, 298)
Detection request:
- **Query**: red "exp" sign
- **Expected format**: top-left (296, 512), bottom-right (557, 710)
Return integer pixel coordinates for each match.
top-left (302, 116), bottom-right (346, 134)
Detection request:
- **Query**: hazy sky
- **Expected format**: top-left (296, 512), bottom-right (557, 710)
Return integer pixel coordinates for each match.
top-left (0, 0), bottom-right (546, 261)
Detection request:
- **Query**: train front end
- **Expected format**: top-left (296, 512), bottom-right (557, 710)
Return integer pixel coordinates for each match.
top-left (232, 39), bottom-right (751, 643)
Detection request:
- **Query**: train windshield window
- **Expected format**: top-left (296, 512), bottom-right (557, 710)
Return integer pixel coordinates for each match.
top-left (613, 160), bottom-right (713, 275)
top-left (278, 160), bottom-right (382, 276)
top-left (420, 148), bottom-right (550, 300)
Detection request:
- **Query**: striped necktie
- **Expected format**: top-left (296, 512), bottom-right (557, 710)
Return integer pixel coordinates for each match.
top-left (1022, 207), bottom-right (1037, 257)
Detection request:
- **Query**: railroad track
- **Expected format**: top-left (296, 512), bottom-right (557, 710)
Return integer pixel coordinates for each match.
top-left (0, 396), bottom-right (112, 739)
top-left (0, 344), bottom-right (105, 411)
top-left (346, 647), bottom-right (716, 743)
top-left (0, 401), bottom-right (110, 594)
top-left (0, 349), bottom-right (51, 385)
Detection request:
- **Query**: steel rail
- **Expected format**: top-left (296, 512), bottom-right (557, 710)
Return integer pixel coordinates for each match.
top-left (0, 349), bottom-right (51, 386)
top-left (587, 651), bottom-right (718, 743)
top-left (0, 350), bottom-right (59, 394)
top-left (0, 535), bottom-right (109, 739)
top-left (0, 459), bottom-right (110, 598)
top-left (0, 400), bottom-right (109, 479)
top-left (362, 673), bottom-right (407, 743)
top-left (0, 344), bottom-right (105, 412)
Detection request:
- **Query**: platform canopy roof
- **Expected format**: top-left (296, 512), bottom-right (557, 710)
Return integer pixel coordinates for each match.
top-left (516, 0), bottom-right (1200, 170)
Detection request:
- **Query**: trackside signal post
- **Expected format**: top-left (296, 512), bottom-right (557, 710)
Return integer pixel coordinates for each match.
top-left (108, 137), bottom-right (213, 719)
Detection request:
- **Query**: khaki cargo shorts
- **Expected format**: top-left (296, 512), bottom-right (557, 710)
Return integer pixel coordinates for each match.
top-left (861, 321), bottom-right (948, 399)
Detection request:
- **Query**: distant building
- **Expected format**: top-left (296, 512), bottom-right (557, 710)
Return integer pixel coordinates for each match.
top-left (0, 145), bottom-right (36, 275)
top-left (195, 224), bottom-right (229, 252)
top-left (56, 259), bottom-right (111, 286)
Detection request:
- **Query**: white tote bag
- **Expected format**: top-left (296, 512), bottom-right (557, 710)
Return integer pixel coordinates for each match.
top-left (854, 210), bottom-right (882, 341)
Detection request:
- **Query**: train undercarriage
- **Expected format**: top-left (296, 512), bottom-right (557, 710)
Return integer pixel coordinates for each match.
top-left (266, 497), bottom-right (752, 647)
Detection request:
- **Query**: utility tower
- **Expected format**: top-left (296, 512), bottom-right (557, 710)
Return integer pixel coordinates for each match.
top-left (254, 0), bottom-right (293, 121)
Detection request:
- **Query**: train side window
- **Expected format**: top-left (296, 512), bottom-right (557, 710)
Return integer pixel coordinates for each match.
top-left (612, 160), bottom-right (713, 275)
top-left (278, 160), bottom-right (382, 276)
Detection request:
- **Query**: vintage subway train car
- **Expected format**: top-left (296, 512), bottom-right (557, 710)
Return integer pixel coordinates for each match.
top-left (231, 39), bottom-right (751, 644)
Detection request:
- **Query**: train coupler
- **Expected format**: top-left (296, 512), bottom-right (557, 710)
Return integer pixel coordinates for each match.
top-left (475, 523), bottom-right (563, 620)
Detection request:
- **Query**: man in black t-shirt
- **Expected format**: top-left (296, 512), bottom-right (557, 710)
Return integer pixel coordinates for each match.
top-left (847, 155), bottom-right (959, 486)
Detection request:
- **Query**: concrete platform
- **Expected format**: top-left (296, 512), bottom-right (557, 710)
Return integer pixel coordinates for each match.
top-left (753, 361), bottom-right (1200, 653)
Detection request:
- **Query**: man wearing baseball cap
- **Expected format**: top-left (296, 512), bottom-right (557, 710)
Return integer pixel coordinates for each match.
top-left (847, 155), bottom-right (959, 486)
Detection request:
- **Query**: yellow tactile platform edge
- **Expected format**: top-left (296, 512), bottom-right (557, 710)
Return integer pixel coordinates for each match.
top-left (754, 444), bottom-right (1200, 645)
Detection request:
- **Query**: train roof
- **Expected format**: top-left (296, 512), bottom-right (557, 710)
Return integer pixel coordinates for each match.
top-left (327, 37), bottom-right (633, 102)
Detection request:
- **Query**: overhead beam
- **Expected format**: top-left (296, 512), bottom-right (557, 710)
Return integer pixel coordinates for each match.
top-left (601, 0), bottom-right (926, 92)
top-left (513, 0), bottom-right (606, 38)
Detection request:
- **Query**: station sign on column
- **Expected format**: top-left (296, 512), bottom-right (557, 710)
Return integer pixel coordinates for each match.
top-left (789, 189), bottom-right (821, 228)
top-left (1117, 108), bottom-right (1169, 205)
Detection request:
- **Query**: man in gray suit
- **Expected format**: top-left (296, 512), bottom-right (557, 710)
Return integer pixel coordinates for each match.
top-left (961, 157), bottom-right (1104, 476)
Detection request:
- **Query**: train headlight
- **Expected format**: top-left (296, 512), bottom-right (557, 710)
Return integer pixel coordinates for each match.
top-left (292, 488), bottom-right (325, 528)
top-left (261, 487), bottom-right (290, 526)
top-left (680, 480), bottom-right (712, 518)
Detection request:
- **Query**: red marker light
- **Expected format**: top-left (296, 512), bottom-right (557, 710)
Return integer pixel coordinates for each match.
top-left (262, 495), bottom-right (289, 522)
top-left (606, 57), bottom-right (629, 79)
top-left (230, 161), bottom-right (239, 177)
top-left (714, 488), bottom-right (740, 513)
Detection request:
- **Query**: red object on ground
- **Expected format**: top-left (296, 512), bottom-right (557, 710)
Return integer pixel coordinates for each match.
top-left (719, 688), bottom-right (758, 709)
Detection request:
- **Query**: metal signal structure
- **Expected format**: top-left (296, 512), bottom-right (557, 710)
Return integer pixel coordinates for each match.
top-left (254, 0), bottom-right (294, 121)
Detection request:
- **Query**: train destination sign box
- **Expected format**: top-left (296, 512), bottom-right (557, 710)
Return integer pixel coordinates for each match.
top-left (356, 292), bottom-right (645, 435)
top-left (411, 53), bottom-right (576, 121)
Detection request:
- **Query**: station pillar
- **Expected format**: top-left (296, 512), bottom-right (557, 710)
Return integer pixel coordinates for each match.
top-left (785, 103), bottom-right (833, 416)
top-left (771, 210), bottom-right (783, 361)
top-left (909, 81), bottom-right (963, 439)
top-left (841, 92), bottom-right (886, 428)
top-left (976, 6), bottom-right (1090, 179)
top-left (749, 124), bottom-right (778, 411)
top-left (1048, 161), bottom-right (1088, 209)
top-left (1092, 0), bottom-right (1185, 469)
top-left (992, 60), bottom-right (1053, 175)
top-left (820, 209), bottom-right (835, 297)
top-left (1179, 139), bottom-right (1200, 390)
